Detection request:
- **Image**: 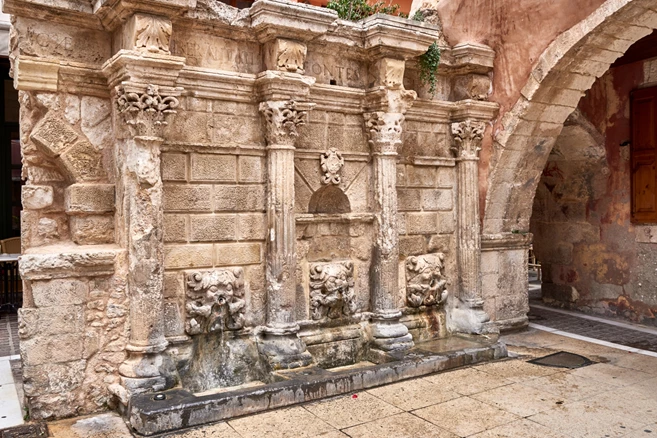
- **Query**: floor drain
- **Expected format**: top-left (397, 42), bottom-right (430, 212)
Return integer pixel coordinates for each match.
top-left (528, 351), bottom-right (594, 369)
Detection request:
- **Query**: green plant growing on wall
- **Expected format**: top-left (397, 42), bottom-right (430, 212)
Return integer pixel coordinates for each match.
top-left (418, 41), bottom-right (441, 97)
top-left (326, 0), bottom-right (401, 21)
top-left (411, 9), bottom-right (425, 21)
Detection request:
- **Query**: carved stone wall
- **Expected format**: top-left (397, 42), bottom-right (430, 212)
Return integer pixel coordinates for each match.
top-left (10, 0), bottom-right (499, 422)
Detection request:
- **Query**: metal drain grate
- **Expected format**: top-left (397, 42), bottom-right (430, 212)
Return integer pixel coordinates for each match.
top-left (528, 351), bottom-right (594, 369)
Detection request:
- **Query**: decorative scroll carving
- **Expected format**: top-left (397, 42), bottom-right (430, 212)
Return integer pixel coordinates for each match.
top-left (451, 120), bottom-right (485, 159)
top-left (134, 15), bottom-right (172, 54)
top-left (185, 268), bottom-right (246, 335)
top-left (406, 253), bottom-right (449, 308)
top-left (309, 261), bottom-right (357, 320)
top-left (259, 100), bottom-right (312, 145)
top-left (320, 148), bottom-right (344, 185)
top-left (116, 84), bottom-right (179, 138)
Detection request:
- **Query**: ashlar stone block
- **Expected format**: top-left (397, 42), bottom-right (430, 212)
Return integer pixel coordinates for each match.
top-left (30, 114), bottom-right (78, 158)
top-left (22, 185), bottom-right (54, 210)
top-left (31, 279), bottom-right (88, 308)
top-left (65, 184), bottom-right (115, 214)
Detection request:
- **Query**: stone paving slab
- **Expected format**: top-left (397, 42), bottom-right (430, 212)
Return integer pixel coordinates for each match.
top-left (529, 305), bottom-right (657, 353)
top-left (0, 314), bottom-right (18, 358)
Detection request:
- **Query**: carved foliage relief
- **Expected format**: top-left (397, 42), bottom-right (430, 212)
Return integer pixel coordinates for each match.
top-left (451, 120), bottom-right (485, 159)
top-left (309, 261), bottom-right (358, 320)
top-left (116, 84), bottom-right (179, 138)
top-left (259, 100), bottom-right (312, 145)
top-left (185, 268), bottom-right (246, 335)
top-left (406, 253), bottom-right (449, 308)
top-left (320, 148), bottom-right (344, 185)
top-left (134, 14), bottom-right (172, 54)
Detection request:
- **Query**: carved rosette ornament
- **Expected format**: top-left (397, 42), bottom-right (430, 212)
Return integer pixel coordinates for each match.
top-left (259, 100), bottom-right (313, 145)
top-left (320, 148), bottom-right (344, 185)
top-left (309, 261), bottom-right (358, 320)
top-left (405, 253), bottom-right (449, 308)
top-left (116, 84), bottom-right (179, 138)
top-left (185, 268), bottom-right (247, 335)
top-left (451, 120), bottom-right (485, 159)
top-left (134, 14), bottom-right (172, 54)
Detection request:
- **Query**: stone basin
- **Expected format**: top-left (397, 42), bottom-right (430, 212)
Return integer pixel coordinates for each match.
top-left (127, 336), bottom-right (507, 436)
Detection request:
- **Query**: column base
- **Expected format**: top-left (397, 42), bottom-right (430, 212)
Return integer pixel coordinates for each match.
top-left (257, 325), bottom-right (313, 370)
top-left (446, 299), bottom-right (498, 335)
top-left (117, 346), bottom-right (177, 401)
top-left (371, 312), bottom-right (414, 352)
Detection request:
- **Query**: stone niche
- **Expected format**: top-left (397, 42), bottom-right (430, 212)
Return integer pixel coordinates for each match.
top-left (9, 0), bottom-right (498, 425)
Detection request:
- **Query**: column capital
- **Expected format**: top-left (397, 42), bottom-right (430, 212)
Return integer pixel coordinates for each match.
top-left (115, 84), bottom-right (180, 139)
top-left (259, 100), bottom-right (314, 146)
top-left (451, 120), bottom-right (486, 160)
top-left (364, 112), bottom-right (405, 153)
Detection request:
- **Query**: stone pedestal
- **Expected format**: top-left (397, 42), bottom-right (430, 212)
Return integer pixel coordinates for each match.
top-left (448, 120), bottom-right (494, 334)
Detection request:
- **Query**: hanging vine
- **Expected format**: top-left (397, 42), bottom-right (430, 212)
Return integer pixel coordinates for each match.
top-left (418, 41), bottom-right (441, 97)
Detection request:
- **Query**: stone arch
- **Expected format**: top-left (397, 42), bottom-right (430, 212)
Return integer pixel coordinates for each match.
top-left (483, 0), bottom-right (657, 234)
top-left (308, 185), bottom-right (351, 214)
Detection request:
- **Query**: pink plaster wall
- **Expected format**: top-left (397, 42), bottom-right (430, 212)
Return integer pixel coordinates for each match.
top-left (435, 0), bottom-right (607, 214)
top-left (531, 58), bottom-right (657, 325)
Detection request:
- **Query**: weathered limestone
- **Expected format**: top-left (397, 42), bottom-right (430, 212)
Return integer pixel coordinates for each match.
top-left (103, 42), bottom-right (185, 396)
top-left (258, 97), bottom-right (315, 369)
top-left (8, 0), bottom-right (509, 426)
top-left (365, 58), bottom-right (417, 352)
top-left (448, 120), bottom-right (492, 334)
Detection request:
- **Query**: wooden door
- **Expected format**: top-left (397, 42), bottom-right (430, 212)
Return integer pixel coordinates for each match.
top-left (631, 86), bottom-right (657, 223)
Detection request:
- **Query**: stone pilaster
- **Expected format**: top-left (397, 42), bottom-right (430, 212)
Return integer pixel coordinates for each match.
top-left (257, 99), bottom-right (314, 369)
top-left (113, 83), bottom-right (181, 395)
top-left (364, 59), bottom-right (416, 351)
top-left (448, 120), bottom-right (493, 334)
top-left (102, 14), bottom-right (185, 396)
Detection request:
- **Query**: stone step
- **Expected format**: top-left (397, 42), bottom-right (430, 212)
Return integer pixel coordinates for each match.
top-left (127, 336), bottom-right (507, 436)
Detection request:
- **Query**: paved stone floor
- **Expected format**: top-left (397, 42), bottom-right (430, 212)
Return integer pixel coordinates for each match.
top-left (529, 304), bottom-right (657, 353)
top-left (40, 327), bottom-right (657, 438)
top-left (0, 313), bottom-right (19, 358)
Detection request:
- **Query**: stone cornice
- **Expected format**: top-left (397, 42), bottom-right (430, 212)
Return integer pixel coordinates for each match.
top-left (19, 244), bottom-right (123, 280)
top-left (451, 100), bottom-right (499, 122)
top-left (481, 232), bottom-right (533, 251)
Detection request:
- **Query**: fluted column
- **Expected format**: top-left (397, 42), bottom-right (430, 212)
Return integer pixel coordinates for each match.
top-left (448, 120), bottom-right (492, 334)
top-left (364, 112), bottom-right (412, 351)
top-left (257, 100), bottom-right (314, 369)
top-left (364, 58), bottom-right (416, 351)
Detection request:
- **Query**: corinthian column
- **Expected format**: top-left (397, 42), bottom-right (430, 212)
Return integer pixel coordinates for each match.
top-left (257, 100), bottom-right (314, 369)
top-left (448, 120), bottom-right (492, 334)
top-left (113, 84), bottom-right (181, 394)
top-left (364, 58), bottom-right (416, 351)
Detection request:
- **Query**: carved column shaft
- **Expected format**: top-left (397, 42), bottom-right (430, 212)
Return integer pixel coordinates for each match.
top-left (266, 144), bottom-right (297, 329)
top-left (370, 132), bottom-right (401, 315)
top-left (365, 111), bottom-right (414, 351)
top-left (449, 120), bottom-right (492, 334)
top-left (258, 100), bottom-right (314, 369)
top-left (114, 85), bottom-right (180, 392)
top-left (453, 120), bottom-right (485, 305)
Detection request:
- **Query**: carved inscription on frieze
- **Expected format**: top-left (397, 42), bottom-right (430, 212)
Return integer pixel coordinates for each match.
top-left (185, 269), bottom-right (246, 335)
top-left (170, 31), bottom-right (262, 73)
top-left (309, 261), bottom-right (358, 320)
top-left (18, 18), bottom-right (110, 63)
top-left (304, 51), bottom-right (365, 88)
top-left (405, 253), bottom-right (449, 308)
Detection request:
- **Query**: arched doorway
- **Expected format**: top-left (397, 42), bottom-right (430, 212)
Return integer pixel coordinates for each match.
top-left (483, 0), bottom-right (657, 326)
